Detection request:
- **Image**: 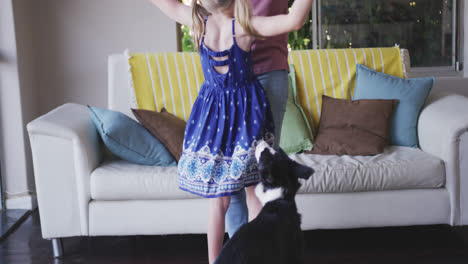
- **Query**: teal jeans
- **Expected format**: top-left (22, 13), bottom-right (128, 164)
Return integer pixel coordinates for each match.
top-left (225, 70), bottom-right (289, 237)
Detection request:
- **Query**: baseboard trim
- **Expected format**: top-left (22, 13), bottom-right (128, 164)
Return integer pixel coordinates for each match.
top-left (5, 193), bottom-right (37, 210)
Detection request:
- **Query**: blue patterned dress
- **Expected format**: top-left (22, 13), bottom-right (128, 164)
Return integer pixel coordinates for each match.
top-left (177, 18), bottom-right (275, 198)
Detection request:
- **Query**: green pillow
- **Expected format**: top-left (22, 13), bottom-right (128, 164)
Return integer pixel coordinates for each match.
top-left (279, 65), bottom-right (314, 154)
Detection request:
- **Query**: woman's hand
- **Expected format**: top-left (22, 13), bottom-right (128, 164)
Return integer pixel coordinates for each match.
top-left (150, 0), bottom-right (193, 27)
top-left (250, 0), bottom-right (314, 37)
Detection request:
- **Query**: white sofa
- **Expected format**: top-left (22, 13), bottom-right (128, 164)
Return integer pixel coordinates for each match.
top-left (27, 53), bottom-right (468, 258)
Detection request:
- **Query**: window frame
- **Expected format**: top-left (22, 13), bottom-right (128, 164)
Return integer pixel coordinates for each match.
top-left (310, 0), bottom-right (464, 77)
top-left (177, 0), bottom-right (464, 76)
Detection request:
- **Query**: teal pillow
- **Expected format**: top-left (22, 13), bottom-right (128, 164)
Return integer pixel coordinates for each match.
top-left (279, 64), bottom-right (314, 154)
top-left (353, 64), bottom-right (434, 147)
top-left (87, 106), bottom-right (176, 166)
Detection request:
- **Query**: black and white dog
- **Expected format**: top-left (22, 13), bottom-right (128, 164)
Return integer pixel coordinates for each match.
top-left (214, 140), bottom-right (314, 264)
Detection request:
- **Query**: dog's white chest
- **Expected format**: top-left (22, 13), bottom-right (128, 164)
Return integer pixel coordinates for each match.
top-left (255, 183), bottom-right (284, 206)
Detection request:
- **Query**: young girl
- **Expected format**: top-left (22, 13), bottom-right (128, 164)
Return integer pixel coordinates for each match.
top-left (150, 0), bottom-right (313, 262)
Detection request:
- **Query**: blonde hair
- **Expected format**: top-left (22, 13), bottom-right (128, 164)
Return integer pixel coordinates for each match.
top-left (191, 0), bottom-right (263, 50)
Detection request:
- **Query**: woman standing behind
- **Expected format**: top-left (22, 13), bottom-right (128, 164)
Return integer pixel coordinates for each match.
top-left (226, 0), bottom-right (292, 238)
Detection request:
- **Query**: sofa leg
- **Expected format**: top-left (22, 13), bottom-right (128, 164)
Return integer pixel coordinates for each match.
top-left (51, 238), bottom-right (64, 258)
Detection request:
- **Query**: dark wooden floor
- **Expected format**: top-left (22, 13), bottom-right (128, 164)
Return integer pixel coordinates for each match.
top-left (0, 209), bottom-right (30, 241)
top-left (1, 211), bottom-right (468, 264)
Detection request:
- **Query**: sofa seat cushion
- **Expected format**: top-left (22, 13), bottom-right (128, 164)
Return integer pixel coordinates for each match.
top-left (91, 160), bottom-right (198, 200)
top-left (295, 146), bottom-right (445, 194)
top-left (91, 146), bottom-right (445, 201)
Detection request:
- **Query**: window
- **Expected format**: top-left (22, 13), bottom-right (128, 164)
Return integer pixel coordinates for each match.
top-left (318, 0), bottom-right (460, 70)
top-left (180, 0), bottom-right (462, 71)
top-left (180, 0), bottom-right (195, 52)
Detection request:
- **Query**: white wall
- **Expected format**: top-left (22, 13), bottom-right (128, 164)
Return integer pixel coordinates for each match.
top-left (0, 0), bottom-right (35, 209)
top-left (433, 77), bottom-right (468, 97)
top-left (13, 0), bottom-right (38, 196)
top-left (0, 0), bottom-right (177, 209)
top-left (31, 0), bottom-right (178, 114)
top-left (465, 0), bottom-right (468, 79)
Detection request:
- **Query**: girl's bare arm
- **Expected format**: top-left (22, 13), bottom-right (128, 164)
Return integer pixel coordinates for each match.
top-left (250, 0), bottom-right (314, 37)
top-left (150, 0), bottom-right (192, 27)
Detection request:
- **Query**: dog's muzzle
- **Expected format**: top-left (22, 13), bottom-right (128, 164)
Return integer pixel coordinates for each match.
top-left (255, 140), bottom-right (275, 162)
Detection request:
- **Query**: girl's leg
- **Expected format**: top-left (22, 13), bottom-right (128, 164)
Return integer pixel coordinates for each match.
top-left (245, 185), bottom-right (263, 221)
top-left (207, 196), bottom-right (231, 264)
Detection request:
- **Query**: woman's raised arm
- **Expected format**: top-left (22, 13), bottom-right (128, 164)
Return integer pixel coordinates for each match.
top-left (150, 0), bottom-right (193, 27)
top-left (250, 0), bottom-right (314, 37)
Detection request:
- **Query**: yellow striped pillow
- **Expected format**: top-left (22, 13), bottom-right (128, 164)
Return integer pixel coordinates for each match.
top-left (128, 52), bottom-right (204, 122)
top-left (288, 47), bottom-right (403, 132)
top-left (127, 47), bottom-right (404, 131)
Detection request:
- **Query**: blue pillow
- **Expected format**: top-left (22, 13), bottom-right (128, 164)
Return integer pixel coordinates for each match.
top-left (353, 64), bottom-right (434, 147)
top-left (87, 106), bottom-right (176, 166)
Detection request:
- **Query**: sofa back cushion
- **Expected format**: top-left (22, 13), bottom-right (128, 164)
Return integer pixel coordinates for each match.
top-left (280, 64), bottom-right (314, 154)
top-left (87, 105), bottom-right (177, 166)
top-left (353, 64), bottom-right (434, 147)
top-left (287, 47), bottom-right (404, 132)
top-left (309, 96), bottom-right (397, 156)
top-left (112, 48), bottom-right (406, 131)
top-left (132, 108), bottom-right (187, 162)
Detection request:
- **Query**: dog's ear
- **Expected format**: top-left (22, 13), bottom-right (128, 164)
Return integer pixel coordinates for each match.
top-left (277, 147), bottom-right (289, 159)
top-left (291, 161), bottom-right (314, 180)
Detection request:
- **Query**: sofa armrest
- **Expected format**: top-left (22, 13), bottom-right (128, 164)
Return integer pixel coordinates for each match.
top-left (418, 94), bottom-right (468, 225)
top-left (27, 103), bottom-right (103, 238)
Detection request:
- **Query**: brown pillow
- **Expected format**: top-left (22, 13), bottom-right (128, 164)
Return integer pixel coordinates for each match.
top-left (132, 108), bottom-right (186, 161)
top-left (307, 96), bottom-right (397, 156)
